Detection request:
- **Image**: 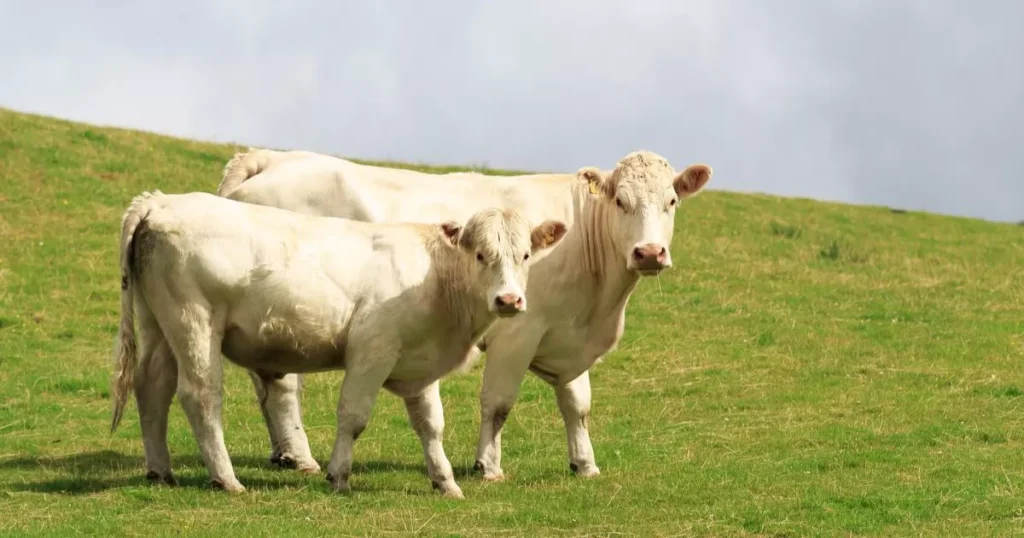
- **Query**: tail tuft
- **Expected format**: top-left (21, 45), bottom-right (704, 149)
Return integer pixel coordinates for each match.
top-left (110, 191), bottom-right (159, 433)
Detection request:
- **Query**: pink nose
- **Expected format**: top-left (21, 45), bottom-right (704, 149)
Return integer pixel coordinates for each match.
top-left (494, 294), bottom-right (525, 312)
top-left (632, 244), bottom-right (668, 267)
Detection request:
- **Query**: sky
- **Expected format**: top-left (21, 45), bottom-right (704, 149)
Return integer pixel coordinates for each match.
top-left (1, 0), bottom-right (1021, 222)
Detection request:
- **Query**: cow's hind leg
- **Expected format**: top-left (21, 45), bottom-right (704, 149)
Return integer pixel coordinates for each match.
top-left (398, 380), bottom-right (462, 498)
top-left (247, 370), bottom-right (283, 466)
top-left (554, 370), bottom-right (600, 477)
top-left (134, 305), bottom-right (178, 486)
top-left (163, 305), bottom-right (243, 492)
top-left (249, 371), bottom-right (319, 473)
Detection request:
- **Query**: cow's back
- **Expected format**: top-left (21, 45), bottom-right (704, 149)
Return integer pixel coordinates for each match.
top-left (226, 151), bottom-right (577, 228)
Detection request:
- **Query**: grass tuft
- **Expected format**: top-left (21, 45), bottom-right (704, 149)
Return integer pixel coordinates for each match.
top-left (769, 221), bottom-right (803, 239)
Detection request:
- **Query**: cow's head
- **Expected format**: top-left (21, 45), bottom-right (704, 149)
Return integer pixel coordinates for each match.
top-left (441, 208), bottom-right (567, 317)
top-left (578, 151), bottom-right (712, 276)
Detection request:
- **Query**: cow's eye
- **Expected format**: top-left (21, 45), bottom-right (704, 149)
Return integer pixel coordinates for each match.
top-left (615, 198), bottom-right (625, 210)
top-left (523, 253), bottom-right (530, 262)
top-left (476, 253), bottom-right (485, 263)
top-left (669, 198), bottom-right (677, 207)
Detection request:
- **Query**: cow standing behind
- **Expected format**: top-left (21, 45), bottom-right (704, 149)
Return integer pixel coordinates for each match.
top-left (218, 149), bottom-right (712, 480)
top-left (109, 191), bottom-right (566, 495)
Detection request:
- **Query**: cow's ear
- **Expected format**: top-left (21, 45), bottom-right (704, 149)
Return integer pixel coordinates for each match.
top-left (530, 220), bottom-right (568, 253)
top-left (577, 167), bottom-right (613, 198)
top-left (673, 164), bottom-right (712, 198)
top-left (440, 221), bottom-right (462, 246)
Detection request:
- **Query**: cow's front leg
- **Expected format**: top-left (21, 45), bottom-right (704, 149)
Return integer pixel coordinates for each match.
top-left (473, 344), bottom-right (534, 481)
top-left (325, 362), bottom-right (390, 493)
top-left (400, 380), bottom-right (462, 498)
top-left (248, 371), bottom-right (319, 473)
top-left (554, 370), bottom-right (600, 477)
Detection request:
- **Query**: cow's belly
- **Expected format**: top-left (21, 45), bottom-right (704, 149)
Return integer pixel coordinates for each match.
top-left (385, 341), bottom-right (478, 397)
top-left (221, 325), bottom-right (347, 374)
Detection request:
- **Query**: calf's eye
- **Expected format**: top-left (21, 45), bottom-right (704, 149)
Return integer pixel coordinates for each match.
top-left (476, 253), bottom-right (485, 263)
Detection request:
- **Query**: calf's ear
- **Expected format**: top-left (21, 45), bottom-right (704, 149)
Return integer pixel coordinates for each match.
top-left (577, 167), bottom-right (614, 198)
top-left (530, 220), bottom-right (568, 253)
top-left (440, 221), bottom-right (462, 246)
top-left (673, 164), bottom-right (713, 198)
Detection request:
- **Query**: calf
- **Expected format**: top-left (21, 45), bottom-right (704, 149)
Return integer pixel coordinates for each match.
top-left (216, 149), bottom-right (712, 480)
top-left (109, 191), bottom-right (566, 496)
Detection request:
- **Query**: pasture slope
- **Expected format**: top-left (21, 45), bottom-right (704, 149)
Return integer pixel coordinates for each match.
top-left (1, 107), bottom-right (1022, 537)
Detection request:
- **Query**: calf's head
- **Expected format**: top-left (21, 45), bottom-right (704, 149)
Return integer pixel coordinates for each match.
top-left (578, 151), bottom-right (712, 276)
top-left (441, 208), bottom-right (567, 317)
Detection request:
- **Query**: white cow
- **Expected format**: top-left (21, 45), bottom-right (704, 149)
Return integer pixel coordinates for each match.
top-left (109, 190), bottom-right (567, 496)
top-left (217, 149), bottom-right (712, 480)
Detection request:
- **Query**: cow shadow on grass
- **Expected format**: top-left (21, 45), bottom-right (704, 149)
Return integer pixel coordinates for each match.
top-left (0, 450), bottom-right (478, 495)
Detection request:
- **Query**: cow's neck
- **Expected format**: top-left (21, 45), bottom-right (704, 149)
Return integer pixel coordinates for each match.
top-left (428, 246), bottom-right (496, 350)
top-left (564, 184), bottom-right (640, 313)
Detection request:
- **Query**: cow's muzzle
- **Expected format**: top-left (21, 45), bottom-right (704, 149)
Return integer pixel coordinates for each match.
top-left (493, 293), bottom-right (526, 317)
top-left (631, 243), bottom-right (670, 275)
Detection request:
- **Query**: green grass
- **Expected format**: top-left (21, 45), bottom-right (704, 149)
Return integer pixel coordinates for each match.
top-left (2, 107), bottom-right (1024, 537)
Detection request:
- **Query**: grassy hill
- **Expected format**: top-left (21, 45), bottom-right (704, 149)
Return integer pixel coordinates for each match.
top-left (1, 107), bottom-right (1023, 537)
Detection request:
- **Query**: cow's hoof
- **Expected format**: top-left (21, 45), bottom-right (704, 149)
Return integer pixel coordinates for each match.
top-left (481, 471), bottom-right (505, 482)
top-left (442, 486), bottom-right (465, 499)
top-left (570, 462), bottom-right (601, 478)
top-left (326, 472), bottom-right (351, 493)
top-left (145, 470), bottom-right (178, 487)
top-left (432, 480), bottom-right (464, 499)
top-left (297, 462), bottom-right (322, 475)
top-left (277, 454), bottom-right (297, 468)
top-left (274, 452), bottom-right (309, 469)
top-left (275, 453), bottom-right (321, 474)
top-left (473, 460), bottom-right (504, 481)
top-left (210, 478), bottom-right (246, 493)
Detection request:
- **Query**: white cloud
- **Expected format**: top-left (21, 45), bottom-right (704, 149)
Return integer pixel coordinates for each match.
top-left (0, 0), bottom-right (1020, 221)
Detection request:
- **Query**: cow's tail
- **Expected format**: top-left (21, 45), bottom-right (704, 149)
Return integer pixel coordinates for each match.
top-left (110, 191), bottom-right (160, 433)
top-left (218, 147), bottom-right (272, 198)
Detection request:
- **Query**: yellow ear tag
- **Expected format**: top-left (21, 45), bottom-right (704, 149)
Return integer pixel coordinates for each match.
top-left (588, 180), bottom-right (600, 195)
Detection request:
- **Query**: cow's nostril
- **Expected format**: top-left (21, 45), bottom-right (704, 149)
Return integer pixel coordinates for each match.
top-left (496, 294), bottom-right (521, 308)
top-left (632, 248), bottom-right (645, 261)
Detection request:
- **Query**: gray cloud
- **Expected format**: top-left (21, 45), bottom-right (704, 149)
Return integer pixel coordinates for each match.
top-left (1, 0), bottom-right (1021, 221)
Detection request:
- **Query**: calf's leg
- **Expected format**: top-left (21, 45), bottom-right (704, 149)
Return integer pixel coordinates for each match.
top-left (399, 380), bottom-right (462, 498)
top-left (248, 371), bottom-right (319, 473)
top-left (134, 308), bottom-right (178, 485)
top-left (325, 356), bottom-right (393, 493)
top-left (163, 306), bottom-right (243, 492)
top-left (554, 370), bottom-right (600, 477)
